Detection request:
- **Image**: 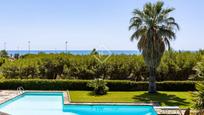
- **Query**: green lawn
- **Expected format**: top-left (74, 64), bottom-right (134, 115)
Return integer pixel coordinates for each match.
top-left (69, 91), bottom-right (194, 108)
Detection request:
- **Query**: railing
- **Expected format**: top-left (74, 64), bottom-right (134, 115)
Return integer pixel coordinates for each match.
top-left (17, 86), bottom-right (25, 95)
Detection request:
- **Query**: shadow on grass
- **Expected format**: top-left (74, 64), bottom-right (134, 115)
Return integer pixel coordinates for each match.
top-left (133, 92), bottom-right (190, 107)
top-left (88, 91), bottom-right (108, 97)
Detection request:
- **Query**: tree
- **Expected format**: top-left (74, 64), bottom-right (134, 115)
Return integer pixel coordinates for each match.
top-left (0, 58), bottom-right (6, 66)
top-left (90, 48), bottom-right (98, 55)
top-left (129, 1), bottom-right (179, 93)
top-left (14, 53), bottom-right (20, 59)
top-left (0, 50), bottom-right (9, 58)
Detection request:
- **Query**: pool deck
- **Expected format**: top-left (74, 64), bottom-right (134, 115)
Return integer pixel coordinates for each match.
top-left (0, 90), bottom-right (21, 115)
top-left (0, 90), bottom-right (21, 105)
top-left (0, 90), bottom-right (190, 115)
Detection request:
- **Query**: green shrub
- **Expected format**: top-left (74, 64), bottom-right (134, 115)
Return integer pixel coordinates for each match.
top-left (1, 59), bottom-right (39, 79)
top-left (0, 58), bottom-right (7, 66)
top-left (157, 51), bottom-right (202, 80)
top-left (87, 79), bottom-right (109, 95)
top-left (0, 50), bottom-right (8, 58)
top-left (193, 83), bottom-right (204, 109)
top-left (0, 51), bottom-right (203, 81)
top-left (107, 80), bottom-right (196, 91)
top-left (0, 79), bottom-right (197, 91)
top-left (192, 57), bottom-right (204, 109)
top-left (0, 79), bottom-right (90, 90)
top-left (193, 57), bottom-right (204, 79)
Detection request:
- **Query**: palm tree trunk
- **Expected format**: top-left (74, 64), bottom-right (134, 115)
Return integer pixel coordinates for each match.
top-left (148, 67), bottom-right (157, 93)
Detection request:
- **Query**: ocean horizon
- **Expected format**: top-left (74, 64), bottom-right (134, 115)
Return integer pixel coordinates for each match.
top-left (6, 50), bottom-right (141, 56)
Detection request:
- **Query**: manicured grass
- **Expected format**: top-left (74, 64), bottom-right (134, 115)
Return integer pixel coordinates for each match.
top-left (69, 91), bottom-right (194, 108)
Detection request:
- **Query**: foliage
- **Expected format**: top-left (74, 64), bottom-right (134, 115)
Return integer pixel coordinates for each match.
top-left (90, 48), bottom-right (98, 55)
top-left (193, 57), bottom-right (204, 109)
top-left (0, 58), bottom-right (7, 66)
top-left (193, 83), bottom-right (204, 109)
top-left (0, 52), bottom-right (202, 80)
top-left (108, 80), bottom-right (196, 91)
top-left (0, 50), bottom-right (9, 58)
top-left (0, 79), bottom-right (90, 90)
top-left (0, 79), bottom-right (198, 91)
top-left (0, 74), bottom-right (5, 79)
top-left (1, 59), bottom-right (39, 79)
top-left (87, 78), bottom-right (109, 95)
top-left (14, 53), bottom-right (20, 59)
top-left (198, 49), bottom-right (204, 55)
top-left (129, 1), bottom-right (179, 93)
top-left (193, 57), bottom-right (204, 79)
top-left (157, 51), bottom-right (202, 80)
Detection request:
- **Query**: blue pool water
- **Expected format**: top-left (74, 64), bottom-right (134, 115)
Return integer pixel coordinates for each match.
top-left (0, 92), bottom-right (157, 115)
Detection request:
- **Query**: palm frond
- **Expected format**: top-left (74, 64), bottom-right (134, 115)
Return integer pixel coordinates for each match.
top-left (137, 36), bottom-right (146, 51)
top-left (164, 37), bottom-right (171, 50)
top-left (161, 8), bottom-right (175, 16)
top-left (167, 22), bottom-right (180, 30)
top-left (158, 26), bottom-right (176, 40)
top-left (130, 27), bottom-right (147, 41)
top-left (133, 9), bottom-right (144, 18)
top-left (129, 17), bottom-right (142, 30)
top-left (155, 1), bottom-right (164, 15)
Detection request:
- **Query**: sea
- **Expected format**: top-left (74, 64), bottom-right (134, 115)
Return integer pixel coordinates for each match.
top-left (7, 50), bottom-right (141, 56)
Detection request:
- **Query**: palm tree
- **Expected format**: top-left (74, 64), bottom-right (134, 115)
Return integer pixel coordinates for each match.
top-left (129, 1), bottom-right (179, 93)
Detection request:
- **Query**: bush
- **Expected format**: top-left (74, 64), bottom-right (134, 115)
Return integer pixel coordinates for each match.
top-left (157, 51), bottom-right (202, 80)
top-left (87, 79), bottom-right (109, 95)
top-left (0, 51), bottom-right (203, 81)
top-left (1, 59), bottom-right (39, 79)
top-left (193, 83), bottom-right (204, 109)
top-left (0, 58), bottom-right (6, 66)
top-left (0, 79), bottom-right (90, 90)
top-left (0, 79), bottom-right (198, 91)
top-left (0, 50), bottom-right (8, 58)
top-left (193, 57), bottom-right (204, 79)
top-left (107, 80), bottom-right (196, 91)
top-left (192, 57), bottom-right (204, 109)
top-left (0, 54), bottom-right (147, 80)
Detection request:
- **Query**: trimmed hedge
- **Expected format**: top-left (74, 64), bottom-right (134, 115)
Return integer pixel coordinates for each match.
top-left (0, 79), bottom-right (198, 91)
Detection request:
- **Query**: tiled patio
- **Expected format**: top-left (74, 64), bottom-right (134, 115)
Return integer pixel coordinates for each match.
top-left (0, 90), bottom-right (21, 115)
top-left (0, 90), bottom-right (20, 104)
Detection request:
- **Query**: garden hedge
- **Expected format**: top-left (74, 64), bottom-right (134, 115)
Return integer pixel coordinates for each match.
top-left (0, 79), bottom-right (199, 91)
top-left (0, 51), bottom-right (203, 81)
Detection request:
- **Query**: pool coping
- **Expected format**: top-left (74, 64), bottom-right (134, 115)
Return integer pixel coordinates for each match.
top-left (0, 90), bottom-right (22, 105)
top-left (22, 90), bottom-right (71, 104)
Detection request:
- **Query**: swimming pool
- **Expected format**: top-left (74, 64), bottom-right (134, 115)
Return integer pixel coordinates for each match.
top-left (0, 92), bottom-right (157, 115)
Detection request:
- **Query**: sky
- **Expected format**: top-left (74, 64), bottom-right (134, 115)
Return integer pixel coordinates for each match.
top-left (0, 0), bottom-right (203, 51)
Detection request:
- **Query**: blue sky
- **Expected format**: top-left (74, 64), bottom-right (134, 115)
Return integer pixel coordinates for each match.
top-left (0, 0), bottom-right (203, 50)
